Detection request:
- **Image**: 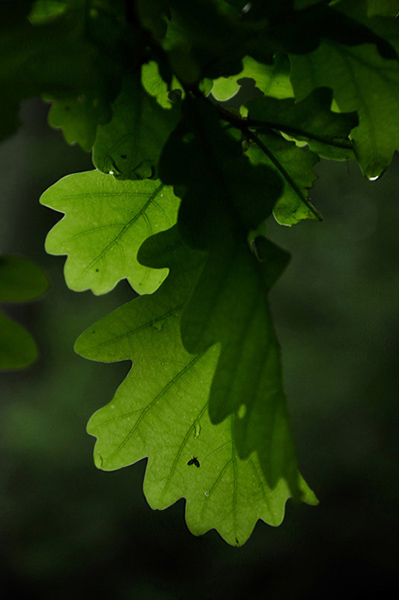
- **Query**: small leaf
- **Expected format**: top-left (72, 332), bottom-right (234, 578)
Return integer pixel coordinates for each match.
top-left (40, 170), bottom-right (180, 295)
top-left (0, 312), bottom-right (38, 370)
top-left (243, 130), bottom-right (320, 226)
top-left (46, 90), bottom-right (112, 152)
top-left (93, 74), bottom-right (180, 180)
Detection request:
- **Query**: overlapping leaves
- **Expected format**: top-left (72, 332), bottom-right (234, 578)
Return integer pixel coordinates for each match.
top-left (157, 100), bottom-right (316, 499)
top-left (76, 226), bottom-right (317, 546)
top-left (0, 0), bottom-right (128, 144)
top-left (4, 0), bottom-right (399, 544)
top-left (290, 37), bottom-right (399, 176)
top-left (93, 73), bottom-right (181, 180)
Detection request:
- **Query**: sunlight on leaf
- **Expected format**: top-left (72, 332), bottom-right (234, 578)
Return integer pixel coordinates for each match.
top-left (40, 170), bottom-right (180, 295)
top-left (290, 43), bottom-right (399, 176)
top-left (77, 227), bottom-right (317, 546)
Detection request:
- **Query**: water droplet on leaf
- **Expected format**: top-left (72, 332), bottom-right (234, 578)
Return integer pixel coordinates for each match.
top-left (194, 422), bottom-right (201, 438)
top-left (238, 404), bottom-right (246, 419)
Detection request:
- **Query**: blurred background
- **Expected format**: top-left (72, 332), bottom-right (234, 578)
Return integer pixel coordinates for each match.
top-left (0, 99), bottom-right (398, 599)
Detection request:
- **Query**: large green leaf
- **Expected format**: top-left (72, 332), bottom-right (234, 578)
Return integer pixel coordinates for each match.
top-left (40, 170), bottom-right (180, 295)
top-left (246, 87), bottom-right (358, 160)
top-left (0, 255), bottom-right (48, 370)
top-left (158, 101), bottom-right (313, 497)
top-left (93, 73), bottom-right (180, 180)
top-left (76, 227), bottom-right (317, 546)
top-left (290, 41), bottom-right (399, 177)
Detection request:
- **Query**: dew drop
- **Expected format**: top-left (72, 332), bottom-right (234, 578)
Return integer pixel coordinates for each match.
top-left (109, 170), bottom-right (115, 175)
top-left (238, 404), bottom-right (246, 419)
top-left (205, 491), bottom-right (209, 497)
top-left (368, 175), bottom-right (379, 181)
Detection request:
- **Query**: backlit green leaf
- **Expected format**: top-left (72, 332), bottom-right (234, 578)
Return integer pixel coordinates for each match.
top-left (246, 87), bottom-right (358, 160)
top-left (211, 54), bottom-right (294, 103)
top-left (141, 61), bottom-right (184, 110)
top-left (244, 131), bottom-right (320, 226)
top-left (290, 42), bottom-right (399, 176)
top-left (77, 227), bottom-right (317, 546)
top-left (40, 170), bottom-right (180, 295)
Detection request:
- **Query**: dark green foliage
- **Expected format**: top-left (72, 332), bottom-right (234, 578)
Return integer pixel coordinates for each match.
top-left (1, 0), bottom-right (399, 544)
top-left (0, 256), bottom-right (48, 369)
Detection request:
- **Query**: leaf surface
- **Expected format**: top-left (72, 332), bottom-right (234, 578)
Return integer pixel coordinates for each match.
top-left (76, 227), bottom-right (317, 546)
top-left (290, 42), bottom-right (399, 176)
top-left (141, 61), bottom-right (184, 109)
top-left (40, 170), bottom-right (179, 295)
top-left (246, 87), bottom-right (358, 160)
top-left (93, 74), bottom-right (180, 180)
top-left (211, 54), bottom-right (294, 103)
top-left (158, 100), bottom-right (314, 498)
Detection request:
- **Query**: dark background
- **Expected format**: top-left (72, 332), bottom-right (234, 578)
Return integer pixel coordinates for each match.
top-left (0, 99), bottom-right (398, 599)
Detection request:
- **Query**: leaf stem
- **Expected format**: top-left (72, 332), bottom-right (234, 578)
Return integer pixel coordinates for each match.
top-left (246, 130), bottom-right (323, 221)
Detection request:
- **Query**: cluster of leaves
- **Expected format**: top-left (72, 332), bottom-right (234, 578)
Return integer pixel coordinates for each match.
top-left (2, 0), bottom-right (399, 545)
